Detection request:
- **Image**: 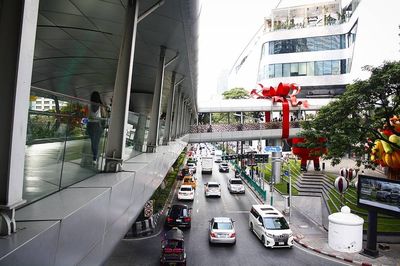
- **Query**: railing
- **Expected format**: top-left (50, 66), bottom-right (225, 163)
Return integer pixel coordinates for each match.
top-left (231, 162), bottom-right (267, 201)
top-left (189, 121), bottom-right (300, 134)
top-left (24, 88), bottom-right (110, 205)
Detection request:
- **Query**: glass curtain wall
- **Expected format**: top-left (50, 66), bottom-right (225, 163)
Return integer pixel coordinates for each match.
top-left (24, 88), bottom-right (109, 204)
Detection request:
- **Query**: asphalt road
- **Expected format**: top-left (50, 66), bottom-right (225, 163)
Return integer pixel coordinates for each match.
top-left (105, 159), bottom-right (348, 266)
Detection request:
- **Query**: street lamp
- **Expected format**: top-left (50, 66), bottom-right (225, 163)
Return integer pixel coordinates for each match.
top-left (272, 155), bottom-right (293, 224)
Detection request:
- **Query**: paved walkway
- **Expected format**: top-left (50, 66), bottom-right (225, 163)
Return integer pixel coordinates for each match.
top-left (266, 158), bottom-right (400, 266)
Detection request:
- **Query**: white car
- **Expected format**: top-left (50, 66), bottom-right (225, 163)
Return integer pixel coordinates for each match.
top-left (178, 185), bottom-right (195, 201)
top-left (249, 205), bottom-right (294, 248)
top-left (204, 182), bottom-right (221, 197)
top-left (187, 162), bottom-right (196, 173)
top-left (227, 178), bottom-right (245, 194)
top-left (209, 217), bottom-right (236, 244)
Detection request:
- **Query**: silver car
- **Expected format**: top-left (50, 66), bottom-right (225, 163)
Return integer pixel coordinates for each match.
top-left (209, 217), bottom-right (236, 244)
top-left (205, 182), bottom-right (221, 197)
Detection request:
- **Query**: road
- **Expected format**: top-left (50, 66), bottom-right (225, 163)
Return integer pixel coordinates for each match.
top-left (105, 159), bottom-right (348, 266)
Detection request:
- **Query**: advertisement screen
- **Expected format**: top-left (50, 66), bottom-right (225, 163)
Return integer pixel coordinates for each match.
top-left (357, 175), bottom-right (400, 217)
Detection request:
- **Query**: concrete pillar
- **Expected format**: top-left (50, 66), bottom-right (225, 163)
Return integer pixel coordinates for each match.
top-left (105, 0), bottom-right (138, 169)
top-left (271, 139), bottom-right (282, 183)
top-left (0, 0), bottom-right (39, 235)
top-left (179, 101), bottom-right (186, 136)
top-left (147, 46), bottom-right (166, 152)
top-left (178, 96), bottom-right (185, 137)
top-left (171, 87), bottom-right (181, 140)
top-left (209, 112), bottom-right (212, 125)
top-left (173, 90), bottom-right (182, 139)
top-left (162, 72), bottom-right (176, 145)
top-left (133, 113), bottom-right (147, 152)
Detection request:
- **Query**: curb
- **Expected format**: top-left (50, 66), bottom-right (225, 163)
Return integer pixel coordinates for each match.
top-left (294, 237), bottom-right (373, 266)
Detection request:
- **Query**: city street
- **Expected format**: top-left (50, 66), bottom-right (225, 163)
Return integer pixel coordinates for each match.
top-left (105, 160), bottom-right (348, 266)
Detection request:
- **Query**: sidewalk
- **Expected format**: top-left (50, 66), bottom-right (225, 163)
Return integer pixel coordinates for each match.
top-left (265, 158), bottom-right (400, 266)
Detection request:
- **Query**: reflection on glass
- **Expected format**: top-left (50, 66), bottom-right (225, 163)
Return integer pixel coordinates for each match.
top-left (24, 88), bottom-right (109, 204)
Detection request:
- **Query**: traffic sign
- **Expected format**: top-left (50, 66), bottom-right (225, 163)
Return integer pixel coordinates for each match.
top-left (264, 146), bottom-right (282, 153)
top-left (284, 170), bottom-right (289, 177)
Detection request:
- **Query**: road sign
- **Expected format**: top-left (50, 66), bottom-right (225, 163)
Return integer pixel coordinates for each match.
top-left (284, 170), bottom-right (289, 177)
top-left (264, 146), bottom-right (282, 153)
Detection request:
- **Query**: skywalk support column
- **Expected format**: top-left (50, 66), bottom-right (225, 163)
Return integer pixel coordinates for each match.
top-left (163, 72), bottom-right (176, 145)
top-left (0, 0), bottom-right (39, 235)
top-left (171, 87), bottom-right (181, 140)
top-left (105, 0), bottom-right (138, 172)
top-left (147, 46), bottom-right (166, 152)
top-left (177, 94), bottom-right (184, 137)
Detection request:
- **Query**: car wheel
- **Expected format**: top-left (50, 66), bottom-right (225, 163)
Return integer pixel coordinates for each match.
top-left (250, 222), bottom-right (253, 232)
top-left (261, 235), bottom-right (266, 246)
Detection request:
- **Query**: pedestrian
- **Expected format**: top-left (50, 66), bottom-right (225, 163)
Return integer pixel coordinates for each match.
top-left (87, 91), bottom-right (107, 165)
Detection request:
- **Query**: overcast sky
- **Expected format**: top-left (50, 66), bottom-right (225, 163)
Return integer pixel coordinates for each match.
top-left (198, 0), bottom-right (279, 102)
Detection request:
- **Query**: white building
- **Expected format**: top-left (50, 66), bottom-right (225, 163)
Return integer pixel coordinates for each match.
top-left (228, 0), bottom-right (400, 97)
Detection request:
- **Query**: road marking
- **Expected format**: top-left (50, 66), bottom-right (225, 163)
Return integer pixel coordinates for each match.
top-left (294, 243), bottom-right (350, 265)
top-left (248, 187), bottom-right (261, 204)
top-left (225, 210), bottom-right (248, 213)
top-left (196, 209), bottom-right (199, 213)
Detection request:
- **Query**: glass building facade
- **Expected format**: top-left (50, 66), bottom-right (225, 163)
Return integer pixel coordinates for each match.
top-left (267, 34), bottom-right (346, 55)
top-left (264, 59), bottom-right (350, 79)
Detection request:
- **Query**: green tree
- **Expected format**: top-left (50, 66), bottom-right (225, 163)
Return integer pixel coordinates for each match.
top-left (222, 87), bottom-right (249, 99)
top-left (299, 61), bottom-right (400, 171)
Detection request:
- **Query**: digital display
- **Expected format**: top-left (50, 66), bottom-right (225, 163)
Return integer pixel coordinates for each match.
top-left (357, 174), bottom-right (400, 217)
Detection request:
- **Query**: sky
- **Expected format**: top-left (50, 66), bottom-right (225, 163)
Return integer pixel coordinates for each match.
top-left (198, 0), bottom-right (279, 102)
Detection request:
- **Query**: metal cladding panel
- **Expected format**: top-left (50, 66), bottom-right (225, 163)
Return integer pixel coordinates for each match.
top-left (54, 188), bottom-right (109, 266)
top-left (0, 221), bottom-right (60, 266)
top-left (77, 239), bottom-right (103, 266)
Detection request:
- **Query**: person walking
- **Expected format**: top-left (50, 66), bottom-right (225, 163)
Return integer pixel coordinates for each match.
top-left (87, 91), bottom-right (106, 165)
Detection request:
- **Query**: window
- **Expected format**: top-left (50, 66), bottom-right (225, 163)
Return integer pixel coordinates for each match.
top-left (332, 35), bottom-right (340, 49)
top-left (323, 60), bottom-right (332, 75)
top-left (340, 59), bottom-right (347, 74)
top-left (315, 61), bottom-right (323, 76)
top-left (263, 217), bottom-right (290, 230)
top-left (290, 63), bottom-right (299, 76)
top-left (269, 35), bottom-right (345, 54)
top-left (283, 63), bottom-right (290, 77)
top-left (307, 62), bottom-right (314, 76)
top-left (298, 62), bottom-right (307, 76)
top-left (274, 64), bottom-right (282, 78)
top-left (269, 64), bottom-right (275, 78)
top-left (332, 60), bottom-right (340, 75)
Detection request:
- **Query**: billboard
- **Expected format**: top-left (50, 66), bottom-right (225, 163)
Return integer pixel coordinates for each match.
top-left (357, 175), bottom-right (400, 217)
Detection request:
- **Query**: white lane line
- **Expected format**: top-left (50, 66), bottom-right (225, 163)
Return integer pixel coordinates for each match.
top-left (123, 229), bottom-right (163, 241)
top-left (248, 188), bottom-right (261, 204)
top-left (225, 210), bottom-right (249, 213)
top-left (196, 209), bottom-right (199, 213)
top-left (294, 243), bottom-right (351, 266)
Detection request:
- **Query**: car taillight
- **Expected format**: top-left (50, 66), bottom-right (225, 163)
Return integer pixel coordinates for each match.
top-left (210, 232), bottom-right (217, 237)
top-left (184, 217), bottom-right (191, 222)
top-left (167, 217), bottom-right (173, 223)
top-left (229, 233), bottom-right (236, 238)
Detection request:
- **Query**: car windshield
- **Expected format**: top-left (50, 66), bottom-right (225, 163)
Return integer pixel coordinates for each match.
top-left (184, 178), bottom-right (193, 182)
top-left (230, 179), bottom-right (243, 185)
top-left (213, 222), bottom-right (232, 230)
top-left (208, 184), bottom-right (219, 188)
top-left (221, 164), bottom-right (228, 167)
top-left (263, 217), bottom-right (289, 230)
top-left (165, 240), bottom-right (183, 249)
top-left (180, 187), bottom-right (192, 191)
top-left (170, 207), bottom-right (187, 217)
top-left (188, 163), bottom-right (194, 167)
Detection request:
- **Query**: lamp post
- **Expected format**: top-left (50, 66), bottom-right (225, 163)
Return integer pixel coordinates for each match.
top-left (272, 155), bottom-right (292, 224)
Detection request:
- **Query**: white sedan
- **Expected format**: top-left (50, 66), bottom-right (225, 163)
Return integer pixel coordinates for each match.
top-left (178, 185), bottom-right (195, 201)
top-left (204, 182), bottom-right (221, 197)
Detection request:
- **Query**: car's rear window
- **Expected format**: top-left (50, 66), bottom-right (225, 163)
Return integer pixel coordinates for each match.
top-left (184, 178), bottom-right (193, 182)
top-left (208, 184), bottom-right (219, 188)
top-left (181, 187), bottom-right (192, 191)
top-left (213, 222), bottom-right (232, 230)
top-left (171, 206), bottom-right (187, 216)
top-left (230, 179), bottom-right (243, 184)
top-left (221, 163), bottom-right (228, 167)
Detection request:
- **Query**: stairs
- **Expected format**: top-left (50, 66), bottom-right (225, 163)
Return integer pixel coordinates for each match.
top-left (294, 172), bottom-right (335, 204)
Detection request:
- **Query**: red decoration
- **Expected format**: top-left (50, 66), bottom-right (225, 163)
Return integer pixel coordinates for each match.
top-left (292, 137), bottom-right (327, 171)
top-left (250, 82), bottom-right (308, 138)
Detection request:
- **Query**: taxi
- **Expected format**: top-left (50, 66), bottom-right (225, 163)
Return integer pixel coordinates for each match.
top-left (183, 176), bottom-right (196, 190)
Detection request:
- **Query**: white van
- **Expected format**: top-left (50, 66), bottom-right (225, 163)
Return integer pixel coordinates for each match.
top-left (214, 150), bottom-right (222, 163)
top-left (249, 205), bottom-right (293, 248)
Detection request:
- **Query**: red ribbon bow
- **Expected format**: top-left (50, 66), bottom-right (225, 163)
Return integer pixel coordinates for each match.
top-left (250, 82), bottom-right (308, 139)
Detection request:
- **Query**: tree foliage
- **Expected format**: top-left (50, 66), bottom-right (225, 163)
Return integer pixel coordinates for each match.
top-left (222, 87), bottom-right (249, 99)
top-left (299, 61), bottom-right (400, 166)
